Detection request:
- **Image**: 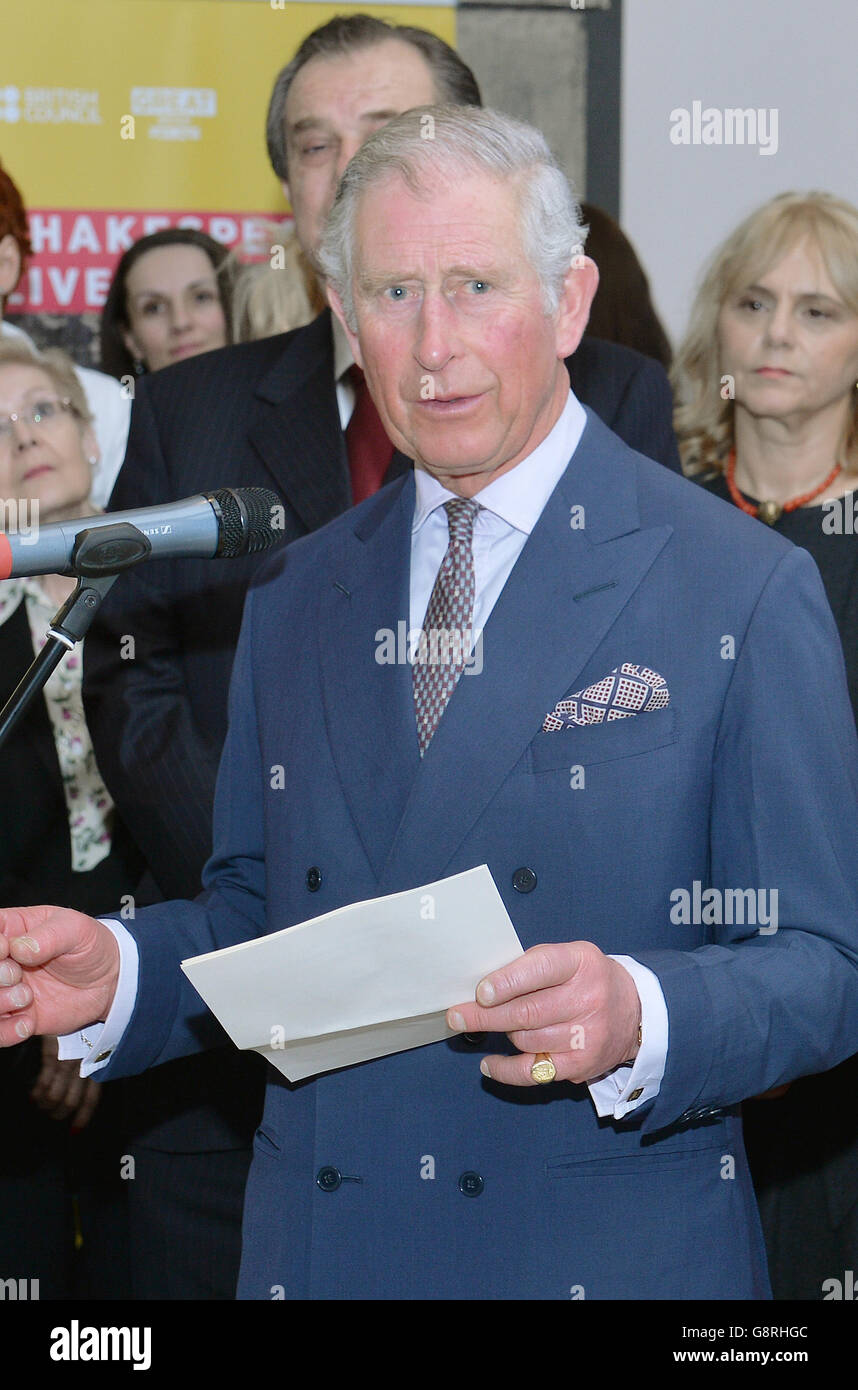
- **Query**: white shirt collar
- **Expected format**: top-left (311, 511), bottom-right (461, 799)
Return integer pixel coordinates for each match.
top-left (412, 390), bottom-right (587, 535)
top-left (331, 311), bottom-right (354, 383)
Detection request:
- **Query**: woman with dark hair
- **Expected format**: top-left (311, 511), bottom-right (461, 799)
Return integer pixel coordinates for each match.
top-left (99, 228), bottom-right (234, 380)
top-left (579, 202), bottom-right (672, 369)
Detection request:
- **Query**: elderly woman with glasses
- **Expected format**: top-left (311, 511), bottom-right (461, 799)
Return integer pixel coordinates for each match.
top-left (0, 340), bottom-right (143, 1297)
top-left (0, 159), bottom-right (130, 509)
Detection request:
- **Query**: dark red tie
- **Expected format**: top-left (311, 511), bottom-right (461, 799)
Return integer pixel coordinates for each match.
top-left (345, 365), bottom-right (395, 503)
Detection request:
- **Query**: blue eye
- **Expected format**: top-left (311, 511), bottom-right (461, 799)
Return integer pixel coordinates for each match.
top-left (467, 280), bottom-right (490, 294)
top-left (384, 286), bottom-right (408, 301)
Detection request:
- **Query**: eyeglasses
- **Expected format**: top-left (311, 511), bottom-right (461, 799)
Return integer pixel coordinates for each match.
top-left (0, 396), bottom-right (77, 447)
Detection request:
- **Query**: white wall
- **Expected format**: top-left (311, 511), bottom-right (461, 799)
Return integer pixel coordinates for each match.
top-left (622, 0), bottom-right (858, 349)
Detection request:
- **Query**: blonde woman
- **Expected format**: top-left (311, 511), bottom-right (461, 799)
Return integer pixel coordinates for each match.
top-left (673, 191), bottom-right (858, 1300)
top-left (232, 224), bottom-right (325, 342)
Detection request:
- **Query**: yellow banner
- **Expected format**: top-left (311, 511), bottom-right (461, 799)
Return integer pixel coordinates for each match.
top-left (1, 0), bottom-right (456, 208)
top-left (1, 0), bottom-right (456, 313)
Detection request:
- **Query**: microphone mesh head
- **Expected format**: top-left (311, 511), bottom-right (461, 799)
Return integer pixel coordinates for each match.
top-left (209, 488), bottom-right (284, 558)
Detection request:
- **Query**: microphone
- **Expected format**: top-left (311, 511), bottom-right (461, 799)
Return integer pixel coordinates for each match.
top-left (0, 487), bottom-right (285, 580)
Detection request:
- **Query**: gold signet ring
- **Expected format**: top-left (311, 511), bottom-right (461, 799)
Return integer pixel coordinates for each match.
top-left (530, 1052), bottom-right (557, 1084)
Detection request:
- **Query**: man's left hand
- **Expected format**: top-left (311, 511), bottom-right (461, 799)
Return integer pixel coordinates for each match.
top-left (447, 941), bottom-right (641, 1086)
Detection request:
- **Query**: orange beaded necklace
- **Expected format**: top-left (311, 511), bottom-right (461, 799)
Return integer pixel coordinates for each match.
top-left (725, 449), bottom-right (842, 525)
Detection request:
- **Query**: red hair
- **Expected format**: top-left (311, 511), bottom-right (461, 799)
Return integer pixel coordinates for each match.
top-left (0, 162), bottom-right (32, 290)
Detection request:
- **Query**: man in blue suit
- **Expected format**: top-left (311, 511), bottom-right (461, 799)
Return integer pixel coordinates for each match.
top-left (3, 105), bottom-right (858, 1299)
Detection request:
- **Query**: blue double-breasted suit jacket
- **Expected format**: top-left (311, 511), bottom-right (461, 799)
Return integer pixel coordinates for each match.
top-left (103, 409), bottom-right (858, 1299)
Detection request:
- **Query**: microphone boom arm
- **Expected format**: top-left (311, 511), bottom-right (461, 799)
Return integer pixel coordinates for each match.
top-left (0, 522), bottom-right (150, 751)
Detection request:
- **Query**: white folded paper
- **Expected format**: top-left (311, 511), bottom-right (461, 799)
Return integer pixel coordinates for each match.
top-left (180, 864), bottom-right (523, 1081)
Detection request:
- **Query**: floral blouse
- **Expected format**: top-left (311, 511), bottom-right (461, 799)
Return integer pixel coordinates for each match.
top-left (0, 578), bottom-right (113, 872)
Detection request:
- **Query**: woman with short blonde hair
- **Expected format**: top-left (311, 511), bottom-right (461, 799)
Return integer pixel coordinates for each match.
top-left (0, 339), bottom-right (93, 422)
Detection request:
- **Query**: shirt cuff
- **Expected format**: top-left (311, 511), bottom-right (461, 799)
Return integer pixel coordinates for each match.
top-left (587, 955), bottom-right (668, 1119)
top-left (55, 918), bottom-right (140, 1076)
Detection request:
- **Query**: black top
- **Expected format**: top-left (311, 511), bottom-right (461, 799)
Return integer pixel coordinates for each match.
top-left (700, 471), bottom-right (858, 727)
top-left (0, 600), bottom-right (144, 911)
top-left (702, 471), bottom-right (858, 1292)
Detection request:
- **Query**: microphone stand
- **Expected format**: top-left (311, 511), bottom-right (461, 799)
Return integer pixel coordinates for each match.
top-left (0, 521), bottom-right (151, 752)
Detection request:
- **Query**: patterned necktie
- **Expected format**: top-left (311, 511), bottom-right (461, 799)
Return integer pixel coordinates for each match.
top-left (345, 365), bottom-right (395, 504)
top-left (413, 498), bottom-right (480, 755)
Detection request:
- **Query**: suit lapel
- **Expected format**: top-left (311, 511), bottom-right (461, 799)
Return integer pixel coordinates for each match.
top-left (378, 413), bottom-right (673, 888)
top-left (247, 309), bottom-right (416, 532)
top-left (247, 310), bottom-right (352, 533)
top-left (317, 412), bottom-right (673, 887)
top-left (318, 476), bottom-right (421, 880)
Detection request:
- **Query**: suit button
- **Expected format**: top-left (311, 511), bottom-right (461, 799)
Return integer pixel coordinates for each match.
top-left (462, 1032), bottom-right (485, 1047)
top-left (306, 866), bottom-right (322, 892)
top-left (458, 1171), bottom-right (485, 1197)
top-left (316, 1166), bottom-right (341, 1192)
top-left (512, 867), bottom-right (537, 893)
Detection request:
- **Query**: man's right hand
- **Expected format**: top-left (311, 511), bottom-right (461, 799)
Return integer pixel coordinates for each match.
top-left (0, 907), bottom-right (119, 1047)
